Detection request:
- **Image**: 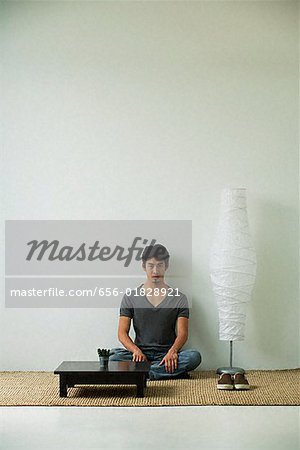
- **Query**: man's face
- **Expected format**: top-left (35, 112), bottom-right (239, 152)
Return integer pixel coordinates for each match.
top-left (143, 257), bottom-right (168, 283)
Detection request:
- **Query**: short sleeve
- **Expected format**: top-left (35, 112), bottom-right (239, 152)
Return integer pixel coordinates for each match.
top-left (177, 294), bottom-right (190, 319)
top-left (119, 294), bottom-right (134, 319)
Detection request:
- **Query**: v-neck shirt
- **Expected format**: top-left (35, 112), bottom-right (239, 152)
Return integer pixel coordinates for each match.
top-left (142, 283), bottom-right (170, 308)
top-left (119, 284), bottom-right (190, 352)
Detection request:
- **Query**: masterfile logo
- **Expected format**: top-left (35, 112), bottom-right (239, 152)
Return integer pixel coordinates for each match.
top-left (5, 220), bottom-right (192, 308)
top-left (25, 237), bottom-right (158, 267)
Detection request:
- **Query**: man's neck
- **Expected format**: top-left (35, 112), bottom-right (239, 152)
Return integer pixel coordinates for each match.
top-left (143, 280), bottom-right (168, 290)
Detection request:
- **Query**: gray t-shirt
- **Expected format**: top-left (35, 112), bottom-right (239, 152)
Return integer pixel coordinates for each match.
top-left (119, 284), bottom-right (189, 352)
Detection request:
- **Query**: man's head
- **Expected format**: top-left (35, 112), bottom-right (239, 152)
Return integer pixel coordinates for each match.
top-left (141, 244), bottom-right (170, 283)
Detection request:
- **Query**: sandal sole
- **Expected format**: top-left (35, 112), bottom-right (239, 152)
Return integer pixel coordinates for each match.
top-left (234, 384), bottom-right (250, 390)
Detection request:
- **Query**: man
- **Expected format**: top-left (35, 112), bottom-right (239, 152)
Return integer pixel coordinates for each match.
top-left (109, 244), bottom-right (201, 380)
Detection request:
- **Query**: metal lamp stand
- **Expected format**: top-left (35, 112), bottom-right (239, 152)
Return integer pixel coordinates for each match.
top-left (216, 340), bottom-right (245, 375)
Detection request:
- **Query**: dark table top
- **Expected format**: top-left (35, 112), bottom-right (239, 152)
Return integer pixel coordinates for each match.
top-left (54, 361), bottom-right (151, 374)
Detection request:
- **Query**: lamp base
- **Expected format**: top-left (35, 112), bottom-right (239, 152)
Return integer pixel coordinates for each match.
top-left (216, 366), bottom-right (245, 375)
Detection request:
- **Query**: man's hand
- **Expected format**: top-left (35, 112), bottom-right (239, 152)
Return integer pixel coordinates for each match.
top-left (132, 349), bottom-right (148, 362)
top-left (158, 349), bottom-right (178, 373)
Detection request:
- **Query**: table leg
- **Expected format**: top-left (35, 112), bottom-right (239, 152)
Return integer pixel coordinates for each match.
top-left (136, 378), bottom-right (145, 398)
top-left (59, 374), bottom-right (68, 397)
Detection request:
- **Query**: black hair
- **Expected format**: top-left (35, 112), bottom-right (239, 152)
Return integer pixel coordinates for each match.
top-left (141, 244), bottom-right (170, 265)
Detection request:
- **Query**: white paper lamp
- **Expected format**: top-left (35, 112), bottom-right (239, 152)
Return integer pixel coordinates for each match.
top-left (209, 188), bottom-right (257, 375)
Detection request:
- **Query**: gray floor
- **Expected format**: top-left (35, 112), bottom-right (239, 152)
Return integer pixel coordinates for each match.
top-left (0, 406), bottom-right (299, 450)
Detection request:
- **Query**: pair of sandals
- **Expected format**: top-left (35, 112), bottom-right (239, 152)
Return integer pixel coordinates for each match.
top-left (217, 372), bottom-right (250, 390)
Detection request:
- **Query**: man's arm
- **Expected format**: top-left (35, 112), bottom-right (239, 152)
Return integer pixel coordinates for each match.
top-left (159, 317), bottom-right (189, 373)
top-left (118, 316), bottom-right (148, 361)
top-left (169, 317), bottom-right (189, 353)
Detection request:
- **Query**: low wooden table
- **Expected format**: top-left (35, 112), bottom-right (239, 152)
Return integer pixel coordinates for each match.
top-left (54, 361), bottom-right (151, 398)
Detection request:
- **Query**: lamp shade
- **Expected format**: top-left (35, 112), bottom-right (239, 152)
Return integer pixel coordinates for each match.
top-left (209, 188), bottom-right (257, 341)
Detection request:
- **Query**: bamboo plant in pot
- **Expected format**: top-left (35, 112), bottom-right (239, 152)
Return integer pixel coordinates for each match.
top-left (97, 348), bottom-right (111, 368)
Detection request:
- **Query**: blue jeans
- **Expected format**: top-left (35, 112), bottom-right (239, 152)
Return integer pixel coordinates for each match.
top-left (109, 347), bottom-right (202, 380)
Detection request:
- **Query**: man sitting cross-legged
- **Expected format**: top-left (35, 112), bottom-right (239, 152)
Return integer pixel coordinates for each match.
top-left (109, 244), bottom-right (201, 380)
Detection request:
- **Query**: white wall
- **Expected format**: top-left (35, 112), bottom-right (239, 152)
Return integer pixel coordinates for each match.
top-left (1, 1), bottom-right (298, 370)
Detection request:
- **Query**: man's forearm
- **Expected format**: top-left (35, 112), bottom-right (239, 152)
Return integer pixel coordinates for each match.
top-left (169, 334), bottom-right (188, 353)
top-left (119, 333), bottom-right (141, 353)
